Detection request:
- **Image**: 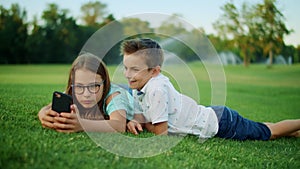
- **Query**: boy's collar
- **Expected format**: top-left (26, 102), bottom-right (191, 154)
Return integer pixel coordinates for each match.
top-left (136, 73), bottom-right (162, 95)
top-left (137, 90), bottom-right (144, 96)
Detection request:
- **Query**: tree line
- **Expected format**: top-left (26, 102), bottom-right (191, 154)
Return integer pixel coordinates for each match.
top-left (0, 0), bottom-right (299, 65)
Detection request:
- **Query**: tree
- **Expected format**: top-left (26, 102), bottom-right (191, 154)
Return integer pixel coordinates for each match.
top-left (254, 0), bottom-right (291, 66)
top-left (121, 18), bottom-right (153, 37)
top-left (157, 14), bottom-right (187, 36)
top-left (0, 4), bottom-right (28, 64)
top-left (25, 16), bottom-right (44, 63)
top-left (25, 3), bottom-right (79, 63)
top-left (80, 1), bottom-right (107, 26)
top-left (295, 45), bottom-right (300, 63)
top-left (213, 2), bottom-right (254, 66)
top-left (213, 0), bottom-right (292, 66)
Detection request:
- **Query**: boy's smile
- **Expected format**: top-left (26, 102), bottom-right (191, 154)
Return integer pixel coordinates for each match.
top-left (123, 54), bottom-right (155, 90)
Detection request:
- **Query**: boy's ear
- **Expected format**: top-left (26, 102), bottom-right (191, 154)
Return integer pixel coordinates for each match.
top-left (151, 66), bottom-right (161, 76)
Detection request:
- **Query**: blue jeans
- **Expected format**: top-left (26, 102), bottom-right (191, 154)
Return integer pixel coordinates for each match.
top-left (210, 106), bottom-right (271, 141)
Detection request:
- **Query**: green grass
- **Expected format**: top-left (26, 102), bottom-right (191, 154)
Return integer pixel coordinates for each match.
top-left (0, 63), bottom-right (300, 169)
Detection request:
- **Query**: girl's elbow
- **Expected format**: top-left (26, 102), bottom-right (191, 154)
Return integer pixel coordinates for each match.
top-left (114, 123), bottom-right (126, 133)
top-left (117, 127), bottom-right (126, 133)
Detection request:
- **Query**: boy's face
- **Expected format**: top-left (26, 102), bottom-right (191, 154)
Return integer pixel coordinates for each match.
top-left (123, 54), bottom-right (154, 90)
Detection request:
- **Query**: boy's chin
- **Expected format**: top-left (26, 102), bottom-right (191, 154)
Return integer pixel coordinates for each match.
top-left (128, 82), bottom-right (145, 90)
top-left (128, 84), bottom-right (138, 90)
top-left (130, 86), bottom-right (142, 91)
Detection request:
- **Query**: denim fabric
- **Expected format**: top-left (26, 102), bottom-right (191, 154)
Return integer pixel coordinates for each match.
top-left (211, 106), bottom-right (271, 141)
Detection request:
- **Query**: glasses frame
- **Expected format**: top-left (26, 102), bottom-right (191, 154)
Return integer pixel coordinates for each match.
top-left (71, 80), bottom-right (105, 95)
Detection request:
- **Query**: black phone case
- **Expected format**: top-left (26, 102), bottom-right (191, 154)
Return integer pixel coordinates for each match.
top-left (51, 91), bottom-right (73, 113)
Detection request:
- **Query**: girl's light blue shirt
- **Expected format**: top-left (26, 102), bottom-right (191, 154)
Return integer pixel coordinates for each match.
top-left (104, 84), bottom-right (134, 120)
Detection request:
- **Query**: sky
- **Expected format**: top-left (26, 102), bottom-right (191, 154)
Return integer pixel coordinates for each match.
top-left (1, 0), bottom-right (299, 46)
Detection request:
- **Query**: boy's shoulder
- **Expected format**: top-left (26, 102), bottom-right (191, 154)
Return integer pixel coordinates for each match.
top-left (143, 74), bottom-right (173, 92)
top-left (148, 74), bottom-right (169, 85)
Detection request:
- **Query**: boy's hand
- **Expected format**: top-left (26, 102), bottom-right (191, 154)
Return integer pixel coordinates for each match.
top-left (127, 120), bottom-right (143, 135)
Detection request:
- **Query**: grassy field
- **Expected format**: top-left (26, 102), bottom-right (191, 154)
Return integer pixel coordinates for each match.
top-left (0, 63), bottom-right (300, 169)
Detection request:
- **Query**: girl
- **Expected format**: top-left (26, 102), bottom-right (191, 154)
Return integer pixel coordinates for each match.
top-left (38, 52), bottom-right (133, 133)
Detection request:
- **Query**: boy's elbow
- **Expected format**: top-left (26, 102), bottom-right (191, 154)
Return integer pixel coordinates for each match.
top-left (146, 121), bottom-right (168, 135)
top-left (154, 130), bottom-right (168, 135)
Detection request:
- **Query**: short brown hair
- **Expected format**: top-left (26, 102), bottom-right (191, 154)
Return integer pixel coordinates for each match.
top-left (121, 38), bottom-right (164, 67)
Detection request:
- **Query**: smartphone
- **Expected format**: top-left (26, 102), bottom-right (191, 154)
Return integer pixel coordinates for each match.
top-left (51, 91), bottom-right (73, 113)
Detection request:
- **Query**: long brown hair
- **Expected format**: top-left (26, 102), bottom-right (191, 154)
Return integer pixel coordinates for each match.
top-left (66, 52), bottom-right (111, 120)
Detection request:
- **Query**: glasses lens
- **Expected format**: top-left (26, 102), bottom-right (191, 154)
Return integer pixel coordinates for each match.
top-left (74, 85), bottom-right (84, 94)
top-left (88, 84), bottom-right (99, 93)
top-left (72, 81), bottom-right (104, 95)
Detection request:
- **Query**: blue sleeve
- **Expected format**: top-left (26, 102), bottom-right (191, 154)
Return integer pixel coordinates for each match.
top-left (105, 87), bottom-right (134, 120)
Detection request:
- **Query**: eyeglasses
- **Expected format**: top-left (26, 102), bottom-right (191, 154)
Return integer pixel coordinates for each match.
top-left (71, 81), bottom-right (105, 95)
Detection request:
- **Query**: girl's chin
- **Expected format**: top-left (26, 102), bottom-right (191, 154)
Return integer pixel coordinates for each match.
top-left (81, 104), bottom-right (96, 109)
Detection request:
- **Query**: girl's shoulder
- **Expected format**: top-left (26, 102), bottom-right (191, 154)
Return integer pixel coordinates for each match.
top-left (106, 84), bottom-right (133, 101)
top-left (109, 84), bottom-right (129, 94)
top-left (104, 84), bottom-right (134, 118)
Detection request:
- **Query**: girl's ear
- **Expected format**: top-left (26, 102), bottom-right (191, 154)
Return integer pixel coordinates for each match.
top-left (151, 66), bottom-right (161, 77)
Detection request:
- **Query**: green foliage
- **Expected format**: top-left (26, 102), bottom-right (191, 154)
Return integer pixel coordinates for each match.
top-left (121, 18), bottom-right (153, 36)
top-left (0, 64), bottom-right (300, 169)
top-left (0, 4), bottom-right (28, 64)
top-left (1, 1), bottom-right (298, 65)
top-left (80, 1), bottom-right (107, 26)
top-left (213, 0), bottom-right (293, 66)
top-left (0, 3), bottom-right (113, 64)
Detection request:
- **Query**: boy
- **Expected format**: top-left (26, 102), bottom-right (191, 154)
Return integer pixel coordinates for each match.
top-left (122, 38), bottom-right (300, 140)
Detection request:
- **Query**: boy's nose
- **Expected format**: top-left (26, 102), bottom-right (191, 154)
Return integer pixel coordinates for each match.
top-left (124, 69), bottom-right (131, 79)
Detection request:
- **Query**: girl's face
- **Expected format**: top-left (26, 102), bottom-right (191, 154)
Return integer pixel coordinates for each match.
top-left (73, 68), bottom-right (104, 109)
top-left (123, 54), bottom-right (155, 90)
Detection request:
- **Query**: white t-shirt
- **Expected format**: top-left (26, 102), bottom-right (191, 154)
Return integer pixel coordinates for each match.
top-left (133, 74), bottom-right (219, 139)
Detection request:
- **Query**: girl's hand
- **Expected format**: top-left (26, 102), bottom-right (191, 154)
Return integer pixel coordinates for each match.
top-left (53, 104), bottom-right (83, 133)
top-left (38, 104), bottom-right (59, 129)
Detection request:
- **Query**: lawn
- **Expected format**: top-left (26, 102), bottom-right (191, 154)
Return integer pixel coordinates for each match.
top-left (0, 63), bottom-right (299, 169)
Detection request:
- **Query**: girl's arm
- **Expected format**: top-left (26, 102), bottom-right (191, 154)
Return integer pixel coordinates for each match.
top-left (54, 92), bottom-right (129, 133)
top-left (76, 108), bottom-right (127, 132)
top-left (53, 104), bottom-right (127, 133)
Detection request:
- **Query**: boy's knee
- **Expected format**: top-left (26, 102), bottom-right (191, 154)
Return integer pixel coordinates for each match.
top-left (265, 124), bottom-right (278, 140)
top-left (269, 133), bottom-right (278, 140)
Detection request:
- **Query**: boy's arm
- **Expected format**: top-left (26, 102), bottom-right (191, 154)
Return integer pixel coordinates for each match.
top-left (145, 121), bottom-right (168, 135)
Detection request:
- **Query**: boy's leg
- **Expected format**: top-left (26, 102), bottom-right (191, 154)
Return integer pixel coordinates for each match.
top-left (264, 120), bottom-right (300, 139)
top-left (213, 106), bottom-right (272, 141)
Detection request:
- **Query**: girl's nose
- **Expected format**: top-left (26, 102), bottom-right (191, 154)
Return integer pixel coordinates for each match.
top-left (83, 87), bottom-right (90, 96)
